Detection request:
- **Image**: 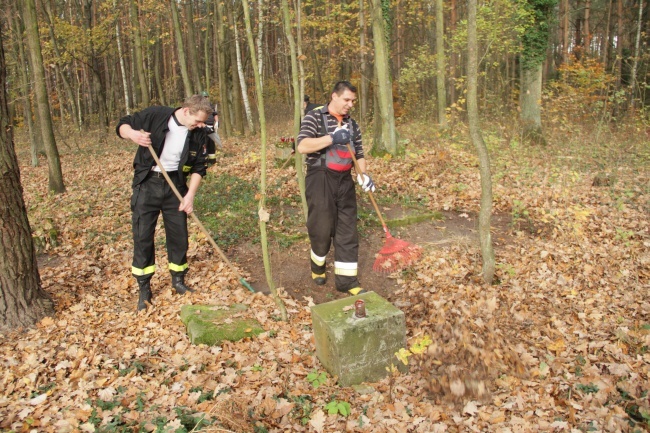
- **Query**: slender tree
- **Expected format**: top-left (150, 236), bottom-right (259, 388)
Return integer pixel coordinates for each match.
top-left (241, 0), bottom-right (286, 321)
top-left (359, 0), bottom-right (369, 123)
top-left (281, 0), bottom-right (308, 219)
top-left (467, 0), bottom-right (495, 284)
top-left (435, 0), bottom-right (447, 127)
top-left (10, 9), bottom-right (39, 167)
top-left (233, 19), bottom-right (256, 133)
top-left (215, 0), bottom-right (232, 138)
top-left (185, 0), bottom-right (202, 91)
top-left (130, 0), bottom-right (150, 106)
top-left (519, 0), bottom-right (557, 145)
top-left (171, 0), bottom-right (193, 97)
top-left (116, 0), bottom-right (131, 114)
top-left (23, 0), bottom-right (65, 193)
top-left (0, 21), bottom-right (55, 330)
top-left (370, 0), bottom-right (399, 155)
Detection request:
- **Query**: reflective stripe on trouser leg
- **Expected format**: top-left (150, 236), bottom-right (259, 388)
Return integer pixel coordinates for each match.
top-left (131, 178), bottom-right (162, 281)
top-left (161, 178), bottom-right (189, 277)
top-left (334, 173), bottom-right (360, 292)
top-left (335, 261), bottom-right (357, 277)
top-left (306, 168), bottom-right (334, 274)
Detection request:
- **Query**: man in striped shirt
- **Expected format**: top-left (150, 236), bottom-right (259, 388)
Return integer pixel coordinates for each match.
top-left (297, 81), bottom-right (376, 296)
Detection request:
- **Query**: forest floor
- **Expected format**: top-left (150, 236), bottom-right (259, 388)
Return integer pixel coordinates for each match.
top-left (1, 118), bottom-right (649, 433)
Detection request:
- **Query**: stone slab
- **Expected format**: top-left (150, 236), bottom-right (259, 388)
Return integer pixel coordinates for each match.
top-left (180, 304), bottom-right (264, 346)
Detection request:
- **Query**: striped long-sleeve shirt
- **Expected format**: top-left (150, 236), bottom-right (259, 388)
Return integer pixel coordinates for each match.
top-left (297, 106), bottom-right (364, 168)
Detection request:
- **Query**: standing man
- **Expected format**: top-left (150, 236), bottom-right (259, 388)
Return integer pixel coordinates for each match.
top-left (297, 81), bottom-right (376, 296)
top-left (116, 95), bottom-right (213, 311)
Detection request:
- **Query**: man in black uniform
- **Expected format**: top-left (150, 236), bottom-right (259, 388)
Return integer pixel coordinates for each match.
top-left (116, 95), bottom-right (213, 310)
top-left (297, 81), bottom-right (376, 296)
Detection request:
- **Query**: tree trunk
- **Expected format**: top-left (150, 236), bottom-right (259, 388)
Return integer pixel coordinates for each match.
top-left (561, 0), bottom-right (570, 65)
top-left (241, 0), bottom-right (286, 321)
top-left (130, 0), bottom-right (150, 106)
top-left (171, 0), bottom-right (193, 97)
top-left (520, 65), bottom-right (546, 145)
top-left (603, 0), bottom-right (613, 67)
top-left (257, 0), bottom-right (265, 93)
top-left (281, 0), bottom-right (308, 220)
top-left (185, 0), bottom-right (202, 91)
top-left (233, 20), bottom-right (256, 134)
top-left (359, 0), bottom-right (369, 123)
top-left (215, 0), bottom-right (232, 138)
top-left (10, 10), bottom-right (39, 166)
top-left (42, 2), bottom-right (81, 130)
top-left (23, 0), bottom-right (65, 193)
top-left (467, 0), bottom-right (495, 285)
top-left (370, 0), bottom-right (398, 155)
top-left (115, 0), bottom-right (131, 114)
top-left (0, 22), bottom-right (55, 331)
top-left (628, 0), bottom-right (643, 107)
top-left (435, 0), bottom-right (448, 128)
top-left (226, 0), bottom-right (245, 135)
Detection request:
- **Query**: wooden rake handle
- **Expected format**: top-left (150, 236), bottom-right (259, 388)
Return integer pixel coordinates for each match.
top-left (344, 142), bottom-right (389, 232)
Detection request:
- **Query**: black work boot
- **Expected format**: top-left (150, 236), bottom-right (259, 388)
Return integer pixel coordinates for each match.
top-left (172, 274), bottom-right (194, 295)
top-left (137, 279), bottom-right (152, 311)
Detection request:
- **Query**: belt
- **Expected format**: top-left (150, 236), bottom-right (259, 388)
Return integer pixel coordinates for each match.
top-left (148, 170), bottom-right (178, 178)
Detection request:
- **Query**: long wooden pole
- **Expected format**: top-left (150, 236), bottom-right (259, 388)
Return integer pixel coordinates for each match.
top-left (146, 144), bottom-right (255, 293)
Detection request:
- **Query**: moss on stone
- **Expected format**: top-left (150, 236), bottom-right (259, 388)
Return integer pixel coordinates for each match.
top-left (181, 304), bottom-right (264, 346)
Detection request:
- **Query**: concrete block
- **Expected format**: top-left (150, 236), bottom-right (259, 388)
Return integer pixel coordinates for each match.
top-left (310, 291), bottom-right (407, 386)
top-left (180, 304), bottom-right (264, 346)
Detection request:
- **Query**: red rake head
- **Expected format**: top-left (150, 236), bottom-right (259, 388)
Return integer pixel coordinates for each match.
top-left (372, 233), bottom-right (422, 273)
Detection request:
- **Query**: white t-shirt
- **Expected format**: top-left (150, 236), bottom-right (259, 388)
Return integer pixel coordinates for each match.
top-left (153, 114), bottom-right (188, 173)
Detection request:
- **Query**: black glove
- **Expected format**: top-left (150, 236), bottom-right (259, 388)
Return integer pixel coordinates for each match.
top-left (330, 127), bottom-right (351, 146)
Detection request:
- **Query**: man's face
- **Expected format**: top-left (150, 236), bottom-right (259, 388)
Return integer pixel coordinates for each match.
top-left (329, 89), bottom-right (356, 116)
top-left (183, 108), bottom-right (209, 130)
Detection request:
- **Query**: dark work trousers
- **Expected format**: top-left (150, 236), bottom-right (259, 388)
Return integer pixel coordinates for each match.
top-left (306, 166), bottom-right (360, 292)
top-left (131, 173), bottom-right (188, 282)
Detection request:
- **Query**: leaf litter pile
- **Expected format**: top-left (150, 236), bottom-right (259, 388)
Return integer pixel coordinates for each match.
top-left (1, 122), bottom-right (649, 432)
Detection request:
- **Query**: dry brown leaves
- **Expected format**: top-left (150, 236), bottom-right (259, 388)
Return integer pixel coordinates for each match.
top-left (1, 122), bottom-right (648, 432)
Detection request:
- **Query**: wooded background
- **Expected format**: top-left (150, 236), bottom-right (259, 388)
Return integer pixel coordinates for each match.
top-left (1, 0), bottom-right (648, 144)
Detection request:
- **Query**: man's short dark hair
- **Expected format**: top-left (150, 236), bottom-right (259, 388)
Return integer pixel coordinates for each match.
top-left (332, 81), bottom-right (357, 96)
top-left (304, 95), bottom-right (310, 102)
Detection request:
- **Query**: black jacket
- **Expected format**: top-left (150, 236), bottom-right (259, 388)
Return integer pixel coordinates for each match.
top-left (116, 106), bottom-right (208, 189)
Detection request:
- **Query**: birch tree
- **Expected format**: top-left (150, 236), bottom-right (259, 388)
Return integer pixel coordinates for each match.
top-left (233, 20), bottom-right (256, 134)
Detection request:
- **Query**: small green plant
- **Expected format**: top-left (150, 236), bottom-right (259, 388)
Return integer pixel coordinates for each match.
top-left (576, 383), bottom-right (599, 394)
top-left (291, 394), bottom-right (313, 425)
top-left (325, 399), bottom-right (351, 417)
top-left (252, 364), bottom-right (263, 372)
top-left (306, 370), bottom-right (327, 389)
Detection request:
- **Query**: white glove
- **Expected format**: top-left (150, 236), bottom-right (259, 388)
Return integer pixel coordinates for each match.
top-left (356, 173), bottom-right (376, 193)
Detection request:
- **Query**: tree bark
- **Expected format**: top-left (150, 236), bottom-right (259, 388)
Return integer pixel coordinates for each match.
top-left (115, 0), bottom-right (131, 114)
top-left (23, 0), bottom-right (65, 193)
top-left (520, 65), bottom-right (546, 145)
top-left (435, 0), bottom-right (448, 128)
top-left (241, 0), bottom-right (286, 321)
top-left (467, 0), bottom-right (495, 285)
top-left (628, 0), bottom-right (643, 107)
top-left (359, 0), bottom-right (369, 123)
top-left (226, 0), bottom-right (245, 135)
top-left (130, 0), bottom-right (150, 106)
top-left (215, 0), bottom-right (232, 138)
top-left (233, 20), bottom-right (256, 134)
top-left (257, 0), bottom-right (265, 93)
top-left (185, 0), bottom-right (202, 91)
top-left (0, 21), bottom-right (55, 331)
top-left (281, 0), bottom-right (308, 220)
top-left (10, 10), bottom-right (39, 167)
top-left (370, 0), bottom-right (398, 155)
top-left (171, 0), bottom-right (193, 97)
top-left (42, 2), bottom-right (81, 130)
